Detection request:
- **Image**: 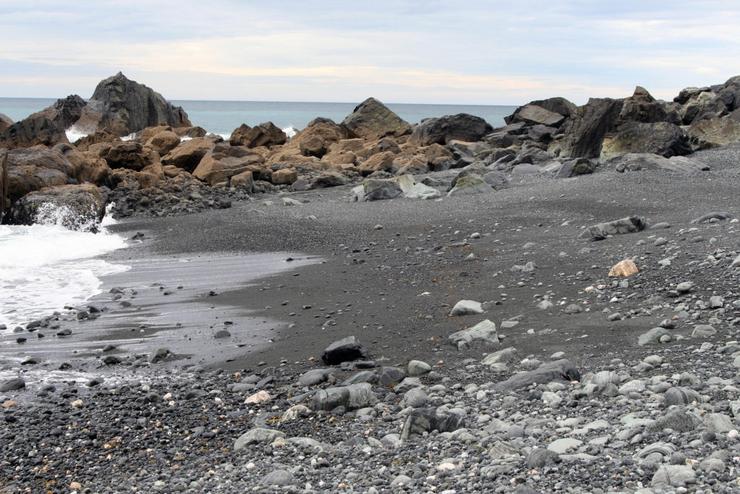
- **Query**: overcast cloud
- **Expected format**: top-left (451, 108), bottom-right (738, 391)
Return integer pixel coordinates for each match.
top-left (1, 0), bottom-right (738, 104)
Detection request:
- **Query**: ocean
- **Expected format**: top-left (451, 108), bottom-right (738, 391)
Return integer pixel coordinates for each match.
top-left (0, 97), bottom-right (517, 136)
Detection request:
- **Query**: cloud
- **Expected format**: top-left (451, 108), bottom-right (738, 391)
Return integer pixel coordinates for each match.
top-left (0, 1), bottom-right (738, 103)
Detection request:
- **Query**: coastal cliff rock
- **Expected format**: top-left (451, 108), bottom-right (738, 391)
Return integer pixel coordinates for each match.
top-left (341, 97), bottom-right (411, 140)
top-left (9, 183), bottom-right (106, 230)
top-left (410, 114), bottom-right (493, 146)
top-left (74, 72), bottom-right (191, 136)
top-left (0, 95), bottom-right (86, 149)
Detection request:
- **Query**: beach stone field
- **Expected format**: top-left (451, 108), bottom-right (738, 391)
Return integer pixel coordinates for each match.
top-left (2, 74), bottom-right (740, 493)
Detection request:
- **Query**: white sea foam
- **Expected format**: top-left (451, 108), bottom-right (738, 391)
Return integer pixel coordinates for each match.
top-left (65, 126), bottom-right (88, 143)
top-left (283, 126), bottom-right (297, 138)
top-left (0, 206), bottom-right (128, 328)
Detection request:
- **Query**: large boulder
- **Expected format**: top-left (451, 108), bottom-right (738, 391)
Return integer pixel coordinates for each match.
top-left (230, 122), bottom-right (287, 148)
top-left (74, 72), bottom-right (190, 136)
top-left (193, 145), bottom-right (264, 185)
top-left (680, 91), bottom-right (727, 124)
top-left (507, 104), bottom-right (566, 127)
top-left (687, 116), bottom-right (740, 148)
top-left (99, 141), bottom-right (159, 171)
top-left (9, 184), bottom-right (105, 231)
top-left (292, 118), bottom-right (347, 158)
top-left (341, 97), bottom-right (411, 139)
top-left (0, 95), bottom-right (87, 148)
top-left (161, 137), bottom-right (216, 172)
top-left (0, 113), bottom-right (13, 133)
top-left (601, 122), bottom-right (691, 158)
top-left (146, 130), bottom-right (181, 155)
top-left (410, 114), bottom-right (493, 146)
top-left (580, 216), bottom-right (647, 241)
top-left (506, 97), bottom-right (577, 125)
top-left (557, 98), bottom-right (623, 158)
top-left (493, 360), bottom-right (580, 391)
top-left (5, 146), bottom-right (75, 203)
top-left (610, 153), bottom-right (709, 174)
top-left (53, 143), bottom-right (111, 184)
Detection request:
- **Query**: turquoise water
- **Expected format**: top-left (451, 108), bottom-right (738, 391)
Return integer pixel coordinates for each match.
top-left (0, 97), bottom-right (516, 135)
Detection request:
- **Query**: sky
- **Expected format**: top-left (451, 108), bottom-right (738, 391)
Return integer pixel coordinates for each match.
top-left (1, 1), bottom-right (739, 105)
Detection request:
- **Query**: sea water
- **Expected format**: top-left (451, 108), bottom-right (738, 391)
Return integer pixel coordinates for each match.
top-left (0, 97), bottom-right (517, 138)
top-left (0, 207), bottom-right (128, 329)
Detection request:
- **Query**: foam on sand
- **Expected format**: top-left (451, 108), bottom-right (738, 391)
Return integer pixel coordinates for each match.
top-left (0, 204), bottom-right (128, 328)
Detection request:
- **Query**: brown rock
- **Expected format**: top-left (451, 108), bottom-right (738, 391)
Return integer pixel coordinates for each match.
top-left (193, 152), bottom-right (263, 186)
top-left (53, 143), bottom-right (110, 185)
top-left (137, 125), bottom-right (173, 142)
top-left (100, 141), bottom-right (159, 171)
top-left (230, 170), bottom-right (254, 191)
top-left (147, 130), bottom-right (180, 155)
top-left (271, 168), bottom-right (298, 185)
top-left (357, 151), bottom-right (396, 175)
top-left (293, 118), bottom-right (347, 158)
top-left (73, 130), bottom-right (120, 151)
top-left (230, 122), bottom-right (287, 148)
top-left (162, 137), bottom-right (215, 172)
top-left (6, 146), bottom-right (75, 203)
top-left (608, 259), bottom-right (639, 277)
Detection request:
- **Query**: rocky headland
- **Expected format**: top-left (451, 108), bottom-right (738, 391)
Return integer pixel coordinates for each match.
top-left (1, 74), bottom-right (740, 493)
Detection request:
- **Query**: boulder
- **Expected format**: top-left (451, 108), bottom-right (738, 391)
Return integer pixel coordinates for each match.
top-left (680, 91), bottom-right (727, 124)
top-left (401, 408), bottom-right (466, 440)
top-left (508, 104), bottom-right (565, 127)
top-left (293, 118), bottom-right (347, 158)
top-left (271, 168), bottom-right (298, 185)
top-left (448, 319), bottom-right (499, 350)
top-left (312, 382), bottom-right (377, 411)
top-left (506, 97), bottom-right (576, 126)
top-left (230, 122), bottom-right (287, 148)
top-left (410, 114), bottom-right (493, 146)
top-left (580, 216), bottom-right (647, 241)
top-left (193, 151), bottom-right (263, 186)
top-left (6, 146), bottom-right (76, 203)
top-left (601, 122), bottom-right (691, 158)
top-left (321, 336), bottom-right (367, 365)
top-left (354, 178), bottom-right (403, 202)
top-left (146, 130), bottom-right (180, 155)
top-left (0, 112), bottom-right (13, 133)
top-left (493, 359), bottom-right (580, 391)
top-left (558, 98), bottom-right (623, 158)
top-left (99, 141), bottom-right (159, 171)
top-left (230, 170), bottom-right (254, 192)
top-left (608, 259), bottom-right (639, 277)
top-left (0, 95), bottom-right (86, 148)
top-left (53, 143), bottom-right (111, 185)
top-left (356, 151), bottom-right (396, 175)
top-left (162, 137), bottom-right (215, 172)
top-left (687, 116), bottom-right (740, 148)
top-left (550, 158), bottom-right (597, 178)
top-left (341, 97), bottom-right (411, 139)
top-left (233, 428), bottom-right (285, 451)
top-left (610, 153), bottom-right (709, 174)
top-left (447, 175), bottom-right (491, 196)
top-left (74, 72), bottom-right (190, 136)
top-left (9, 184), bottom-right (106, 231)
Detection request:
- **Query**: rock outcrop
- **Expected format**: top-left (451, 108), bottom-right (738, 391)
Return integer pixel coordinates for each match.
top-left (74, 72), bottom-right (190, 136)
top-left (229, 122), bottom-right (287, 148)
top-left (5, 146), bottom-right (76, 203)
